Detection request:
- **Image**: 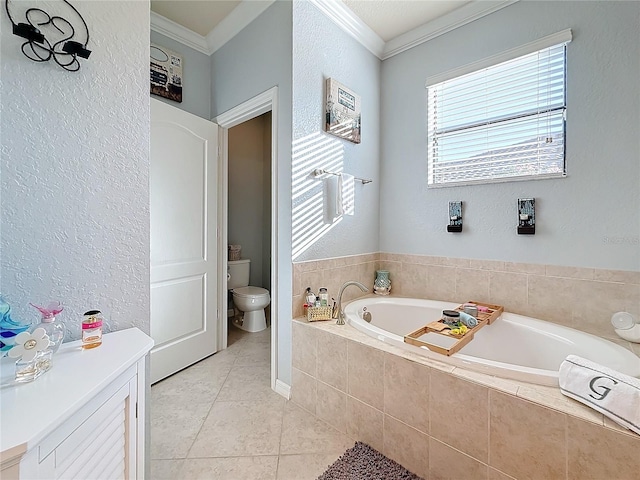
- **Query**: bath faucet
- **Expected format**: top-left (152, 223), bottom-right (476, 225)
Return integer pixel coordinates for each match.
top-left (334, 281), bottom-right (369, 325)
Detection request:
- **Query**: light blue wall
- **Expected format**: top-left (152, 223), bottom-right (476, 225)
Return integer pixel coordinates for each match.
top-left (292, 1), bottom-right (381, 262)
top-left (211, 1), bottom-right (293, 384)
top-left (151, 31), bottom-right (211, 119)
top-left (380, 1), bottom-right (640, 271)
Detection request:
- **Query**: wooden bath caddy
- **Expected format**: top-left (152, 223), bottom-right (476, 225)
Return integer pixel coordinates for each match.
top-left (404, 301), bottom-right (504, 356)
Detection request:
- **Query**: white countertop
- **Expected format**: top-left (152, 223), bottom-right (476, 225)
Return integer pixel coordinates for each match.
top-left (0, 328), bottom-right (153, 456)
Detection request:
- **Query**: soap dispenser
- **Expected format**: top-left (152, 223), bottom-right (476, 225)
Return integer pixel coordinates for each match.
top-left (611, 312), bottom-right (640, 343)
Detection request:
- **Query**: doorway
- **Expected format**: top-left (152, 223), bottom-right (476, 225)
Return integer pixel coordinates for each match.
top-left (216, 87), bottom-right (285, 397)
top-left (227, 112), bottom-right (272, 328)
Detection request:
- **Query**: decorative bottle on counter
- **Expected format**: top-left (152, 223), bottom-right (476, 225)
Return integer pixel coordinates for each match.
top-left (373, 270), bottom-right (391, 295)
top-left (30, 305), bottom-right (65, 354)
top-left (82, 310), bottom-right (103, 349)
top-left (319, 288), bottom-right (329, 306)
top-left (28, 301), bottom-right (65, 373)
top-left (305, 287), bottom-right (316, 306)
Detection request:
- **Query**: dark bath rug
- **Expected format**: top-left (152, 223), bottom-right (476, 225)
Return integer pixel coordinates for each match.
top-left (317, 441), bottom-right (425, 480)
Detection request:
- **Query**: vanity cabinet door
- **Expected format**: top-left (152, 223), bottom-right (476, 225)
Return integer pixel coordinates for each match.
top-left (21, 371), bottom-right (138, 480)
top-left (54, 380), bottom-right (136, 479)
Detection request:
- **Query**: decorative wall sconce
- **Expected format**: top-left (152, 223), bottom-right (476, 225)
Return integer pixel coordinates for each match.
top-left (4, 0), bottom-right (92, 72)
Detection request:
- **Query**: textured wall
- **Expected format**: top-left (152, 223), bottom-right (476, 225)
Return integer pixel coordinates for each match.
top-left (150, 30), bottom-right (211, 120)
top-left (211, 0), bottom-right (293, 384)
top-left (380, 1), bottom-right (640, 271)
top-left (292, 1), bottom-right (381, 262)
top-left (1, 1), bottom-right (150, 339)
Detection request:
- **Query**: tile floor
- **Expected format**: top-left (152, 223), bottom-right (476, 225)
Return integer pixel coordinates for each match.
top-left (150, 325), bottom-right (351, 479)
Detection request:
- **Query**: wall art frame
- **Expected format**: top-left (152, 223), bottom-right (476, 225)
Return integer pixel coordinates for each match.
top-left (325, 78), bottom-right (361, 144)
top-left (150, 43), bottom-right (183, 103)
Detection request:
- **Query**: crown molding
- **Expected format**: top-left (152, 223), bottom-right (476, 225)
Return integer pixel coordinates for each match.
top-left (309, 0), bottom-right (519, 61)
top-left (151, 0), bottom-right (519, 60)
top-left (150, 11), bottom-right (209, 55)
top-left (206, 1), bottom-right (276, 54)
top-left (151, 1), bottom-right (275, 56)
top-left (309, 0), bottom-right (385, 59)
top-left (382, 0), bottom-right (519, 60)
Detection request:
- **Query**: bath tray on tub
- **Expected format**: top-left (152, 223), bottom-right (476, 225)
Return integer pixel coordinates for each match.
top-left (403, 301), bottom-right (503, 356)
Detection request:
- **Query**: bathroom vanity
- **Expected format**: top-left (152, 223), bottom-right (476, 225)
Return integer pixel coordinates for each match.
top-left (0, 328), bottom-right (153, 479)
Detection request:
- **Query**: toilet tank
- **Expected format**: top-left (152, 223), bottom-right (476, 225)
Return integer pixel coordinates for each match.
top-left (228, 259), bottom-right (250, 289)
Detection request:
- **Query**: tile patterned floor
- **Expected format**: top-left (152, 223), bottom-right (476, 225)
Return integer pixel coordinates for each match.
top-left (150, 326), bottom-right (350, 479)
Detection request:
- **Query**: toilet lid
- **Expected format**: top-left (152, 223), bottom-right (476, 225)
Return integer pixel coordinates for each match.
top-left (233, 286), bottom-right (269, 298)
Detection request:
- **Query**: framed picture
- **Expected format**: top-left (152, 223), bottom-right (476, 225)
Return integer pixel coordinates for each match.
top-left (325, 78), bottom-right (361, 144)
top-left (150, 43), bottom-right (183, 103)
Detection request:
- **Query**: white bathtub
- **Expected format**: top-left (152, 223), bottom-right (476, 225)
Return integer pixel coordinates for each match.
top-left (344, 297), bottom-right (640, 386)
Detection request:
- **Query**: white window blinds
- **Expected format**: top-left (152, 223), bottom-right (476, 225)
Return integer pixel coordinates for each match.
top-left (427, 33), bottom-right (571, 186)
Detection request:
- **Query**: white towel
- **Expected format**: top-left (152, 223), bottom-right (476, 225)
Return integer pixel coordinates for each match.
top-left (336, 174), bottom-right (344, 217)
top-left (559, 355), bottom-right (640, 435)
top-left (341, 174), bottom-right (355, 216)
top-left (324, 175), bottom-right (341, 224)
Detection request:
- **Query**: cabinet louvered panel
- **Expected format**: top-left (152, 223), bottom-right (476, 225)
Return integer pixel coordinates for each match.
top-left (56, 401), bottom-right (124, 473)
top-left (83, 424), bottom-right (127, 480)
top-left (54, 382), bottom-right (132, 480)
top-left (57, 407), bottom-right (126, 480)
top-left (103, 459), bottom-right (126, 480)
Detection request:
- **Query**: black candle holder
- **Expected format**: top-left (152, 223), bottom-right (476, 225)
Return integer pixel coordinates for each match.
top-left (4, 0), bottom-right (92, 72)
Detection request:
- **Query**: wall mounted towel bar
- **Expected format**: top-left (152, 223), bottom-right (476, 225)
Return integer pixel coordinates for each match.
top-left (312, 168), bottom-right (372, 184)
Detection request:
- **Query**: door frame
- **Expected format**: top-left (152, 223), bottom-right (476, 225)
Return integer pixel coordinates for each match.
top-left (214, 86), bottom-right (281, 394)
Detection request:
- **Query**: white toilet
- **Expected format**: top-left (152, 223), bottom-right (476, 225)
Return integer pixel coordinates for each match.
top-left (228, 259), bottom-right (270, 332)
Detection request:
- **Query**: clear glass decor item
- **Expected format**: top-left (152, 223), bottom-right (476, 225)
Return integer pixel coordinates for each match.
top-left (15, 356), bottom-right (40, 383)
top-left (0, 297), bottom-right (31, 357)
top-left (374, 270), bottom-right (391, 296)
top-left (8, 328), bottom-right (52, 382)
top-left (30, 301), bottom-right (65, 354)
top-left (35, 350), bottom-right (54, 374)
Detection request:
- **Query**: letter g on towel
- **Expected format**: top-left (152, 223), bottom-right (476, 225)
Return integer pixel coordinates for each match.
top-left (589, 375), bottom-right (618, 401)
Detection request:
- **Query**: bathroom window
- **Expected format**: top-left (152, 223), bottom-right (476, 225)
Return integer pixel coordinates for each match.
top-left (427, 30), bottom-right (571, 186)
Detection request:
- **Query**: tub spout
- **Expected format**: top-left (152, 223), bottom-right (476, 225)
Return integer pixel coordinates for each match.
top-left (334, 281), bottom-right (368, 325)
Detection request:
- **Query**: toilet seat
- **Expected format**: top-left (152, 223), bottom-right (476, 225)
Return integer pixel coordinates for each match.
top-left (233, 286), bottom-right (269, 298)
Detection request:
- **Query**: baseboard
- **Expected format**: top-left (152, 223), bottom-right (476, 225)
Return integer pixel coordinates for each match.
top-left (274, 379), bottom-right (291, 399)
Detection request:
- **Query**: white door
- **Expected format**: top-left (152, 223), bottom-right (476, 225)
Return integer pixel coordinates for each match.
top-left (150, 99), bottom-right (219, 384)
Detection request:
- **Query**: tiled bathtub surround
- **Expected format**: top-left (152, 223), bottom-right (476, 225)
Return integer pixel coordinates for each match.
top-left (293, 253), bottom-right (640, 343)
top-left (291, 319), bottom-right (640, 480)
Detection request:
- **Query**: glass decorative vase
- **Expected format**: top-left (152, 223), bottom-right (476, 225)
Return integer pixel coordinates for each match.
top-left (374, 270), bottom-right (391, 295)
top-left (30, 302), bottom-right (65, 354)
top-left (32, 315), bottom-right (64, 354)
top-left (0, 297), bottom-right (31, 357)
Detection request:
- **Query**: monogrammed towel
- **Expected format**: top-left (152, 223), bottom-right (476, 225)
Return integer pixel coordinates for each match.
top-left (559, 355), bottom-right (640, 435)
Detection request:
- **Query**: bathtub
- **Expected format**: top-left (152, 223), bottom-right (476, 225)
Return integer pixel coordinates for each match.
top-left (343, 297), bottom-right (640, 386)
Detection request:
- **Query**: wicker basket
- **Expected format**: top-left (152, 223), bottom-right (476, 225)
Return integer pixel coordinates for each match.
top-left (307, 306), bottom-right (333, 322)
top-left (228, 245), bottom-right (241, 261)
